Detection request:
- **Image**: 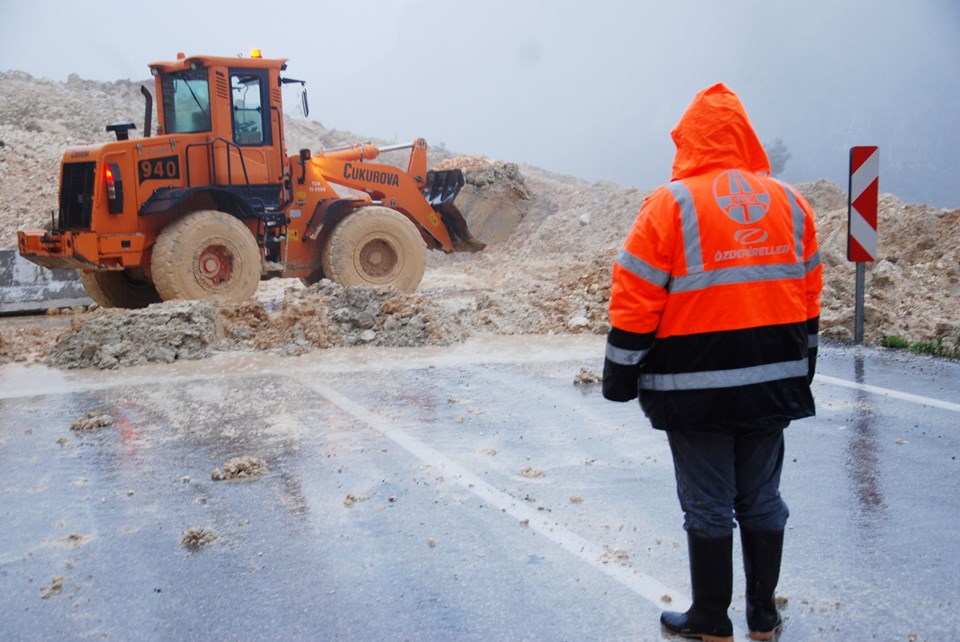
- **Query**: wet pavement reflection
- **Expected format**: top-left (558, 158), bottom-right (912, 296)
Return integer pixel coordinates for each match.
top-left (846, 353), bottom-right (886, 525)
top-left (1, 336), bottom-right (958, 641)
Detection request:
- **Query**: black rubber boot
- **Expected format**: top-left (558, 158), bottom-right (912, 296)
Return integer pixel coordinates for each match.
top-left (741, 528), bottom-right (785, 640)
top-left (660, 530), bottom-right (734, 642)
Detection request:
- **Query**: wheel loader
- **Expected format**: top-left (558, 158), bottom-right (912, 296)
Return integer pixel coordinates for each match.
top-left (16, 52), bottom-right (492, 308)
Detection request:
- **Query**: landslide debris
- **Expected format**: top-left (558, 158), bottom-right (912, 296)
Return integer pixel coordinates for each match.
top-left (574, 367), bottom-right (602, 386)
top-left (40, 577), bottom-right (65, 599)
top-left (211, 456), bottom-right (269, 481)
top-left (47, 280), bottom-right (467, 369)
top-left (801, 179), bottom-right (960, 344)
top-left (70, 411), bottom-right (114, 432)
top-left (1, 70), bottom-right (958, 369)
top-left (217, 280), bottom-right (468, 355)
top-left (49, 301), bottom-right (216, 370)
top-left (180, 527), bottom-right (218, 551)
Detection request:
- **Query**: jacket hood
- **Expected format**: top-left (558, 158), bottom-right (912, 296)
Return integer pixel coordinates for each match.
top-left (670, 83), bottom-right (770, 181)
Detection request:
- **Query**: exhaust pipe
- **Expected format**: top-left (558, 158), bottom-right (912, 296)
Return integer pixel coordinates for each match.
top-left (141, 85), bottom-right (152, 138)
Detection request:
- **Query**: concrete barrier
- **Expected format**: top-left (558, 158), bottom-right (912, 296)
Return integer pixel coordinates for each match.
top-left (0, 248), bottom-right (92, 314)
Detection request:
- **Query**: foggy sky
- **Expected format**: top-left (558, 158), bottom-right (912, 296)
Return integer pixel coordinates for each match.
top-left (2, 0), bottom-right (958, 207)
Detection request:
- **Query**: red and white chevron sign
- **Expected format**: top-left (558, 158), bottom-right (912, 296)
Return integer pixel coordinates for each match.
top-left (847, 146), bottom-right (879, 262)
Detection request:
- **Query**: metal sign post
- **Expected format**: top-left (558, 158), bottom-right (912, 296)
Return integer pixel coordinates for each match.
top-left (847, 146), bottom-right (879, 344)
top-left (854, 262), bottom-right (866, 343)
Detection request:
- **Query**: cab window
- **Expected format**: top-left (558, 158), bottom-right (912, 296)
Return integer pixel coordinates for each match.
top-left (160, 69), bottom-right (211, 134)
top-left (231, 71), bottom-right (269, 146)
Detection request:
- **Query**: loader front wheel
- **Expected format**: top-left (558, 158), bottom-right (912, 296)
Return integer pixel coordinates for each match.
top-left (151, 210), bottom-right (261, 303)
top-left (321, 206), bottom-right (426, 293)
top-left (80, 269), bottom-right (162, 309)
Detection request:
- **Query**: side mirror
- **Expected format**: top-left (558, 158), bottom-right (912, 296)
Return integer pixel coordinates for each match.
top-left (301, 87), bottom-right (309, 118)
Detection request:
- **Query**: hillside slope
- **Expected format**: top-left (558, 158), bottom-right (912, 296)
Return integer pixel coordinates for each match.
top-left (1, 71), bottom-right (957, 366)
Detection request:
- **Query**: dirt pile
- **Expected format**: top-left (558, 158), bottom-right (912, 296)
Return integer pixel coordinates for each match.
top-left (216, 280), bottom-right (468, 356)
top-left (45, 280), bottom-right (467, 369)
top-left (1, 323), bottom-right (61, 364)
top-left (421, 168), bottom-right (959, 346)
top-left (1, 70), bottom-right (958, 368)
top-left (800, 180), bottom-right (960, 343)
top-left (50, 301), bottom-right (216, 369)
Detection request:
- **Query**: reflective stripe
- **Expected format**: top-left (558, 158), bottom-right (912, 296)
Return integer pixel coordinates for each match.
top-left (639, 358), bottom-right (809, 391)
top-left (666, 181), bottom-right (703, 274)
top-left (804, 250), bottom-right (821, 274)
top-left (783, 184), bottom-right (806, 261)
top-left (670, 261), bottom-right (805, 293)
top-left (808, 334), bottom-right (819, 349)
top-left (616, 248), bottom-right (671, 289)
top-left (606, 343), bottom-right (649, 366)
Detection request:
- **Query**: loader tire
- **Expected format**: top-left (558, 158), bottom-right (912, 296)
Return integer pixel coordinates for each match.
top-left (151, 210), bottom-right (261, 303)
top-left (80, 269), bottom-right (162, 309)
top-left (321, 206), bottom-right (426, 293)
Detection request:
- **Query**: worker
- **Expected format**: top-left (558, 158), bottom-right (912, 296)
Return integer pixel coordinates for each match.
top-left (602, 83), bottom-right (822, 641)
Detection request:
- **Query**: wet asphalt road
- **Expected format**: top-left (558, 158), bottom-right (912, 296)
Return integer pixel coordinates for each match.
top-left (1, 335), bottom-right (957, 641)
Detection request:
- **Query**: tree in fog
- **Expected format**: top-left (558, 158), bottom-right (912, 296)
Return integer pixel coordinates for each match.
top-left (765, 138), bottom-right (791, 177)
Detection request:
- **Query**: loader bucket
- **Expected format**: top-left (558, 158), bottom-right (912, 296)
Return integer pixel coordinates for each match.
top-left (424, 169), bottom-right (485, 252)
top-left (425, 168), bottom-right (527, 251)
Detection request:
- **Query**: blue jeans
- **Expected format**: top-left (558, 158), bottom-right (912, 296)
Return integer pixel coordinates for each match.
top-left (666, 424), bottom-right (789, 538)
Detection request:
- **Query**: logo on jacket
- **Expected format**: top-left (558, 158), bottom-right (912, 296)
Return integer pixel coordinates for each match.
top-left (713, 170), bottom-right (770, 223)
top-left (733, 228), bottom-right (769, 244)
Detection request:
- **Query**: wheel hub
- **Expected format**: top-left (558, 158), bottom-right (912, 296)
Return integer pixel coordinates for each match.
top-left (197, 245), bottom-right (233, 287)
top-left (359, 239), bottom-right (397, 278)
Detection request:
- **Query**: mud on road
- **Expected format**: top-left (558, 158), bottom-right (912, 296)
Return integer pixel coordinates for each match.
top-left (1, 336), bottom-right (958, 641)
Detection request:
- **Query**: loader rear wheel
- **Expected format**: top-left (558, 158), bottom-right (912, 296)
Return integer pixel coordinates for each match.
top-left (151, 210), bottom-right (261, 303)
top-left (80, 269), bottom-right (162, 309)
top-left (321, 206), bottom-right (426, 293)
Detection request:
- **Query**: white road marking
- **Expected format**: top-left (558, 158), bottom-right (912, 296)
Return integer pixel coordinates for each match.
top-left (816, 374), bottom-right (960, 413)
top-left (306, 380), bottom-right (701, 617)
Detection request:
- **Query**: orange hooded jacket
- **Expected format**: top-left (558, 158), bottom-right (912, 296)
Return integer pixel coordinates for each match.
top-left (603, 83), bottom-right (822, 432)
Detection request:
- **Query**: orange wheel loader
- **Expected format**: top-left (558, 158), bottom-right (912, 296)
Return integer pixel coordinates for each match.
top-left (16, 52), bottom-right (484, 308)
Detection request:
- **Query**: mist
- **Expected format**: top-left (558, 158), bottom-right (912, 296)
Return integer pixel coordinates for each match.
top-left (2, 0), bottom-right (958, 207)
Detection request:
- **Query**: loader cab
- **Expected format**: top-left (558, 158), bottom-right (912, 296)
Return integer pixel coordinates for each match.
top-left (149, 53), bottom-right (289, 211)
top-left (151, 54), bottom-right (285, 140)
